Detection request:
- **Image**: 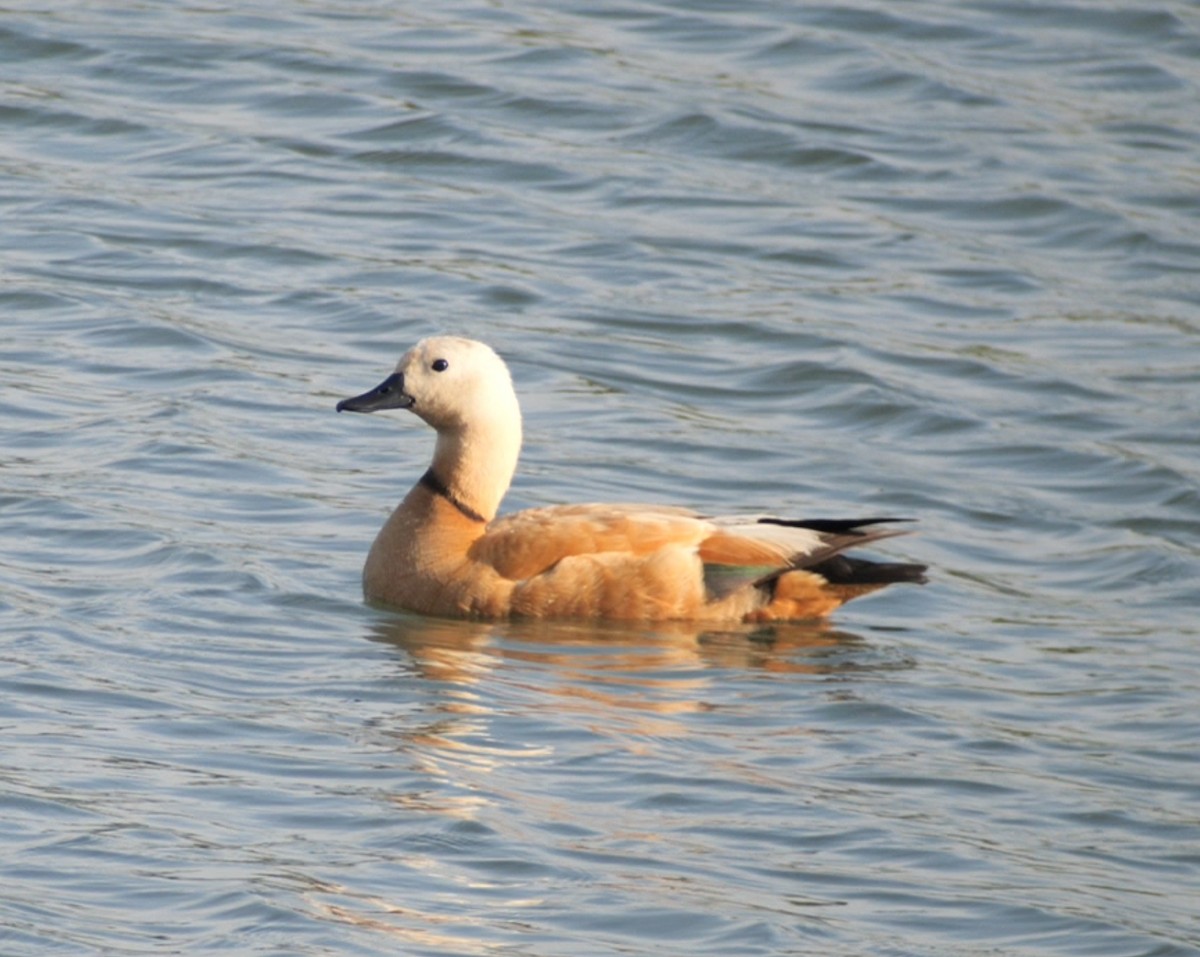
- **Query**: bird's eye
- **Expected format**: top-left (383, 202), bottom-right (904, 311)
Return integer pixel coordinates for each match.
top-left (431, 359), bottom-right (449, 372)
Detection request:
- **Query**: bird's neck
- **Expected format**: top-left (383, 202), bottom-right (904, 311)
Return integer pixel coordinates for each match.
top-left (426, 416), bottom-right (521, 523)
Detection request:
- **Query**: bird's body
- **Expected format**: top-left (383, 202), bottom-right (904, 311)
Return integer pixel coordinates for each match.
top-left (338, 337), bottom-right (926, 621)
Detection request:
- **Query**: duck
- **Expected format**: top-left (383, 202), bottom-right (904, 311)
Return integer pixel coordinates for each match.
top-left (336, 336), bottom-right (926, 621)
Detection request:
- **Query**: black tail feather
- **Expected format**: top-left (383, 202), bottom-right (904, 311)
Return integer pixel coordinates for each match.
top-left (810, 554), bottom-right (929, 586)
top-left (758, 516), bottom-right (915, 535)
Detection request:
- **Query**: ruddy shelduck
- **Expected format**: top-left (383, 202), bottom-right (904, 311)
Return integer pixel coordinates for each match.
top-left (337, 337), bottom-right (926, 621)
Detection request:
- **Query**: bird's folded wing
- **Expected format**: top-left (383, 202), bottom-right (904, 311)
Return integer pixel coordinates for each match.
top-left (469, 504), bottom-right (711, 581)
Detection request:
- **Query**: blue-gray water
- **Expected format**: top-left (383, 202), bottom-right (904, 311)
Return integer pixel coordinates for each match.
top-left (3, 2), bottom-right (1198, 954)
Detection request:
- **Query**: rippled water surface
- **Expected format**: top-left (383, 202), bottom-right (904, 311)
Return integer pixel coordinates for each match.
top-left (3, 2), bottom-right (1199, 955)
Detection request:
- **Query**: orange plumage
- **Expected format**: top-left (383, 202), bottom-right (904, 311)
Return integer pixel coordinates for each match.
top-left (337, 337), bottom-right (926, 621)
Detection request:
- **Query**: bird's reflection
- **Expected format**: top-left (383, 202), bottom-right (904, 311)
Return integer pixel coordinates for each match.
top-left (327, 615), bottom-right (911, 942)
top-left (358, 615), bottom-right (884, 825)
top-left (360, 614), bottom-right (914, 784)
top-left (366, 612), bottom-right (880, 687)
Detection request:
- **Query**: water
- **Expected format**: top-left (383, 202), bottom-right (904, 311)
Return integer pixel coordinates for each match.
top-left (2, 1), bottom-right (1198, 954)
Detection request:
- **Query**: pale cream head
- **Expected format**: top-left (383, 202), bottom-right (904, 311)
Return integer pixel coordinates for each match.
top-left (337, 336), bottom-right (524, 521)
top-left (393, 336), bottom-right (519, 433)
